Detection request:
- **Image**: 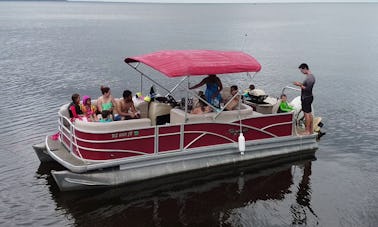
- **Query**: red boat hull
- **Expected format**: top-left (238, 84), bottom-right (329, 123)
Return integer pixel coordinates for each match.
top-left (62, 114), bottom-right (293, 161)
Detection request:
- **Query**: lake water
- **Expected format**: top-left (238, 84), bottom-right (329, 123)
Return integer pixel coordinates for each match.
top-left (1, 1), bottom-right (378, 226)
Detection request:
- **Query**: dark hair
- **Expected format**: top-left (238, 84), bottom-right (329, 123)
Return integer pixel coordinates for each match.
top-left (231, 85), bottom-right (238, 91)
top-left (123, 90), bottom-right (132, 99)
top-left (71, 93), bottom-right (80, 102)
top-left (198, 94), bottom-right (208, 107)
top-left (280, 94), bottom-right (287, 99)
top-left (100, 86), bottom-right (110, 95)
top-left (101, 110), bottom-right (110, 119)
top-left (298, 63), bottom-right (309, 70)
top-left (249, 84), bottom-right (255, 90)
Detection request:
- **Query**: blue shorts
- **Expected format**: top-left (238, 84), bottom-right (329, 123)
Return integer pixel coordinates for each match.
top-left (113, 115), bottom-right (122, 121)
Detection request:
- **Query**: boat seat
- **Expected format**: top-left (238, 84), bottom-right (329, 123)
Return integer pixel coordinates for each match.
top-left (74, 118), bottom-right (152, 132)
top-left (58, 100), bottom-right (151, 130)
top-left (59, 104), bottom-right (70, 119)
top-left (170, 103), bottom-right (253, 124)
top-left (193, 86), bottom-right (232, 106)
top-left (271, 99), bottom-right (282, 114)
top-left (59, 99), bottom-right (149, 119)
top-left (149, 101), bottom-right (173, 125)
top-left (58, 104), bottom-right (72, 127)
top-left (220, 86), bottom-right (231, 102)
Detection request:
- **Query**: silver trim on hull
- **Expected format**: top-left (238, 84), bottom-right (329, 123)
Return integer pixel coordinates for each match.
top-left (50, 135), bottom-right (318, 191)
top-left (33, 142), bottom-right (54, 163)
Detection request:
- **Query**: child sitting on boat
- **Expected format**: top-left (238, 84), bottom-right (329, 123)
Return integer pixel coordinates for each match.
top-left (68, 93), bottom-right (84, 122)
top-left (278, 94), bottom-right (295, 113)
top-left (243, 84), bottom-right (255, 97)
top-left (81, 95), bottom-right (98, 122)
top-left (99, 110), bottom-right (112, 122)
top-left (225, 85), bottom-right (240, 111)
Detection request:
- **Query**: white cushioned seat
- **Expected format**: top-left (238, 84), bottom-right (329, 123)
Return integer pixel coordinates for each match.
top-left (170, 103), bottom-right (253, 124)
top-left (74, 118), bottom-right (152, 133)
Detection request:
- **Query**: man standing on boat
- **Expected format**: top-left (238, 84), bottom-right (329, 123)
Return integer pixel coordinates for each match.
top-left (294, 63), bottom-right (315, 135)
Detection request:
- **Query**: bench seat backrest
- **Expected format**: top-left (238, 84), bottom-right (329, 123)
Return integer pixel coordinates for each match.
top-left (170, 103), bottom-right (253, 124)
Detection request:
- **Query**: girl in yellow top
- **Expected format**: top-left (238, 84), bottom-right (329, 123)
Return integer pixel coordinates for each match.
top-left (81, 95), bottom-right (98, 122)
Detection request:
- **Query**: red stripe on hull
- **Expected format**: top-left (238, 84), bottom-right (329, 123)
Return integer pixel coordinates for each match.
top-left (158, 125), bottom-right (181, 152)
top-left (184, 123), bottom-right (238, 148)
top-left (242, 114), bottom-right (292, 129)
top-left (184, 133), bottom-right (231, 149)
top-left (76, 137), bottom-right (155, 153)
top-left (75, 128), bottom-right (155, 141)
top-left (72, 147), bottom-right (145, 160)
top-left (72, 128), bottom-right (156, 160)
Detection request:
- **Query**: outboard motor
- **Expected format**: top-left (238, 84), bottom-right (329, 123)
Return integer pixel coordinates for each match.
top-left (290, 96), bottom-right (326, 140)
top-left (290, 96), bottom-right (304, 126)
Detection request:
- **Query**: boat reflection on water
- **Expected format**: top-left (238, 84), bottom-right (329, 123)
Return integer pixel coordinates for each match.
top-left (36, 155), bottom-right (318, 226)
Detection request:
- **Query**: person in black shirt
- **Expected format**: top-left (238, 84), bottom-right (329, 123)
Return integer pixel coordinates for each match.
top-left (68, 93), bottom-right (83, 121)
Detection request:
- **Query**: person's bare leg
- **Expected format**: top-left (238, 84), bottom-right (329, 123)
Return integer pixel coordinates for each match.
top-left (304, 113), bottom-right (313, 134)
top-left (309, 113), bottom-right (313, 134)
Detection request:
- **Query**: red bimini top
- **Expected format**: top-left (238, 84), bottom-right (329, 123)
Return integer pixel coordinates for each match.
top-left (124, 50), bottom-right (261, 78)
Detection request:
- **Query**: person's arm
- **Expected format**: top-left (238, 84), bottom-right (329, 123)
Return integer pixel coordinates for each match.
top-left (97, 97), bottom-right (103, 112)
top-left (279, 102), bottom-right (294, 112)
top-left (92, 105), bottom-right (98, 121)
top-left (70, 105), bottom-right (82, 119)
top-left (88, 105), bottom-right (95, 115)
top-left (288, 103), bottom-right (295, 111)
top-left (204, 105), bottom-right (212, 113)
top-left (79, 104), bottom-right (86, 114)
top-left (130, 102), bottom-right (139, 117)
top-left (110, 96), bottom-right (117, 112)
top-left (189, 78), bottom-right (206, 89)
top-left (116, 102), bottom-right (129, 117)
top-left (293, 81), bottom-right (306, 90)
top-left (191, 107), bottom-right (201, 114)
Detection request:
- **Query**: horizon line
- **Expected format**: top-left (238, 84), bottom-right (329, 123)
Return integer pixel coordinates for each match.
top-left (66, 0), bottom-right (378, 3)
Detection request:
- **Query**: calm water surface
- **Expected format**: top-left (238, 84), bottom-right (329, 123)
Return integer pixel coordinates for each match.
top-left (1, 2), bottom-right (378, 226)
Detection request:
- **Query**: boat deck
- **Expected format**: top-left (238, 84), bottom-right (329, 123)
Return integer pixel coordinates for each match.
top-left (47, 137), bottom-right (97, 169)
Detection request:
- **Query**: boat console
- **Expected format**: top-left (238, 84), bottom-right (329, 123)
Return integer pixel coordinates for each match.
top-left (148, 101), bottom-right (173, 125)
